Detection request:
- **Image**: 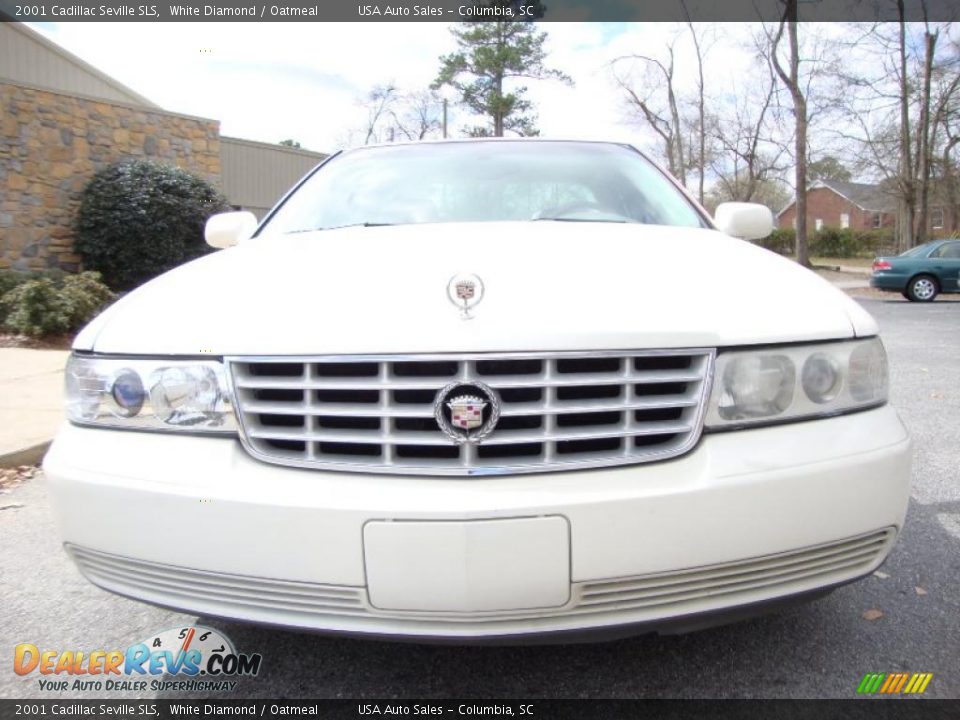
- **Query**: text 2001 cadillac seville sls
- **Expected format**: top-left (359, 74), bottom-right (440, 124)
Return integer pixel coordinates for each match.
top-left (44, 140), bottom-right (911, 641)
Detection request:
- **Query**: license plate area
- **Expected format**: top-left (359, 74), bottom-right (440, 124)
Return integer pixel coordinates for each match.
top-left (363, 516), bottom-right (571, 613)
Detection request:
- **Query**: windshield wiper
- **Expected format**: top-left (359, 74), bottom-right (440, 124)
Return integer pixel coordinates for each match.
top-left (532, 217), bottom-right (629, 223)
top-left (287, 222), bottom-right (394, 234)
top-left (326, 222), bottom-right (395, 230)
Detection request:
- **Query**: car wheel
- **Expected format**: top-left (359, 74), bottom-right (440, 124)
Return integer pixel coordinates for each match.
top-left (906, 275), bottom-right (939, 302)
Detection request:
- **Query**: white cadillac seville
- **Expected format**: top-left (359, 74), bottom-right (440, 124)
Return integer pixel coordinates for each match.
top-left (44, 139), bottom-right (911, 641)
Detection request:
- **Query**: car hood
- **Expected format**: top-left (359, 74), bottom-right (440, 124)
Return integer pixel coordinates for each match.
top-left (76, 221), bottom-right (878, 355)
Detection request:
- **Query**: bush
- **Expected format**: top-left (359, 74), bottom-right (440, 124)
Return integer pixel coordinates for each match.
top-left (0, 271), bottom-right (115, 337)
top-left (0, 270), bottom-right (62, 325)
top-left (754, 228), bottom-right (796, 255)
top-left (754, 227), bottom-right (898, 258)
top-left (809, 228), bottom-right (897, 258)
top-left (75, 160), bottom-right (230, 291)
top-left (0, 271), bottom-right (32, 318)
top-left (0, 278), bottom-right (71, 337)
top-left (60, 272), bottom-right (117, 329)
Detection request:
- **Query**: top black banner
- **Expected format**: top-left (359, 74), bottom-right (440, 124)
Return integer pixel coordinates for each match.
top-left (0, 0), bottom-right (957, 22)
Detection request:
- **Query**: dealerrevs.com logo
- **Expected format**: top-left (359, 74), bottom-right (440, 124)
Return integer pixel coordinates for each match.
top-left (14, 626), bottom-right (262, 693)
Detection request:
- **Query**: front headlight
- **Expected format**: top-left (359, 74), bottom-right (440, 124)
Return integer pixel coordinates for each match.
top-left (705, 337), bottom-right (888, 429)
top-left (65, 355), bottom-right (236, 433)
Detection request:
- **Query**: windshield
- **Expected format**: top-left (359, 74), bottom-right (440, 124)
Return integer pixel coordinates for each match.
top-left (262, 141), bottom-right (708, 234)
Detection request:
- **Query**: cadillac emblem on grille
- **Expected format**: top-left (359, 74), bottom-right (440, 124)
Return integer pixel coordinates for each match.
top-left (449, 395), bottom-right (485, 430)
top-left (446, 272), bottom-right (485, 320)
top-left (434, 381), bottom-right (501, 444)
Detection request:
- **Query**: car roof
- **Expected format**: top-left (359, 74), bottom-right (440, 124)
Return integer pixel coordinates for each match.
top-left (341, 137), bottom-right (638, 153)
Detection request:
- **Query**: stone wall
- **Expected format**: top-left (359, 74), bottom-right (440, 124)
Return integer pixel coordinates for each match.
top-left (0, 82), bottom-right (221, 272)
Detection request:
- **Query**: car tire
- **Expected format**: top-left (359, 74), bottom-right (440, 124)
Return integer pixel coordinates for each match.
top-left (906, 275), bottom-right (939, 302)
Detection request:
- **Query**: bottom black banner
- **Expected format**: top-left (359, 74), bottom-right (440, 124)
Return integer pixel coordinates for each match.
top-left (1, 699), bottom-right (957, 720)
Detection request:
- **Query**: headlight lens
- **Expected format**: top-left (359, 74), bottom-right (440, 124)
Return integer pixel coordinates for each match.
top-left (706, 337), bottom-right (888, 429)
top-left (718, 354), bottom-right (795, 420)
top-left (65, 355), bottom-right (236, 433)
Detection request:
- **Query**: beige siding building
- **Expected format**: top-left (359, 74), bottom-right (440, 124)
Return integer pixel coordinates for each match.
top-left (220, 137), bottom-right (325, 219)
top-left (0, 21), bottom-right (328, 271)
top-left (0, 21), bottom-right (158, 107)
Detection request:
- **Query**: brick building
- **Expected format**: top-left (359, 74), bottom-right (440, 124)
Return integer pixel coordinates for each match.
top-left (0, 21), bottom-right (327, 273)
top-left (777, 178), bottom-right (957, 236)
top-left (777, 180), bottom-right (897, 233)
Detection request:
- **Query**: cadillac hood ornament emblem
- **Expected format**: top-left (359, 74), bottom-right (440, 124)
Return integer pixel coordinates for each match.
top-left (434, 381), bottom-right (501, 444)
top-left (447, 272), bottom-right (484, 319)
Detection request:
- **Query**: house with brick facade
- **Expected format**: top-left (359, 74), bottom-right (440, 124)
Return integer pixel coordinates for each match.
top-left (0, 21), bottom-right (327, 273)
top-left (777, 180), bottom-right (897, 232)
top-left (777, 178), bottom-right (958, 236)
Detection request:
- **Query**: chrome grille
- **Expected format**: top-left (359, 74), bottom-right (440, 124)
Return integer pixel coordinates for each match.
top-left (228, 350), bottom-right (714, 475)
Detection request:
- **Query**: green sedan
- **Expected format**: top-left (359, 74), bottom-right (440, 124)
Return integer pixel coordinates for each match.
top-left (871, 239), bottom-right (960, 301)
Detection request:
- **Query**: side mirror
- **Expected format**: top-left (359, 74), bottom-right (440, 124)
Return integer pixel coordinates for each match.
top-left (714, 202), bottom-right (774, 241)
top-left (205, 211), bottom-right (258, 249)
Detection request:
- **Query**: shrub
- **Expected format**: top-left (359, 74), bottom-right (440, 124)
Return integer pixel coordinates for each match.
top-left (75, 160), bottom-right (230, 291)
top-left (808, 228), bottom-right (897, 258)
top-left (0, 271), bottom-right (32, 322)
top-left (754, 228), bottom-right (795, 255)
top-left (0, 278), bottom-right (71, 337)
top-left (0, 271), bottom-right (115, 337)
top-left (754, 227), bottom-right (898, 258)
top-left (0, 270), bottom-right (62, 325)
top-left (60, 272), bottom-right (117, 329)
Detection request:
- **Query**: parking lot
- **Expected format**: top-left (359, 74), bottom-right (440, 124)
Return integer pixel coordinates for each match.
top-left (2, 297), bottom-right (957, 700)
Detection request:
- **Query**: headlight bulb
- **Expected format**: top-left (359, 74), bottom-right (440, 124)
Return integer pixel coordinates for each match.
top-left (801, 353), bottom-right (842, 404)
top-left (150, 366), bottom-right (223, 426)
top-left (107, 369), bottom-right (145, 418)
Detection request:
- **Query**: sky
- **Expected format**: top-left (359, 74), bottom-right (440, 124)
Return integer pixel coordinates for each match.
top-left (29, 21), bottom-right (761, 156)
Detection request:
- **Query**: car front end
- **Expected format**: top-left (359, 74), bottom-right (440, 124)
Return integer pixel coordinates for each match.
top-left (43, 140), bottom-right (911, 641)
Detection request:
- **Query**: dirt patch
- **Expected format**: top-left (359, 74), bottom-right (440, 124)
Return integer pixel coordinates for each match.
top-left (814, 269), bottom-right (865, 285)
top-left (0, 465), bottom-right (40, 492)
top-left (0, 334), bottom-right (73, 350)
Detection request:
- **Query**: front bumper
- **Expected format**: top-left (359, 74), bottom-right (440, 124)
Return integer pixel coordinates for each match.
top-left (43, 406), bottom-right (911, 639)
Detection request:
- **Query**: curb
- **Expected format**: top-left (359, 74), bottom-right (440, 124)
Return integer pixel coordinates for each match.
top-left (838, 265), bottom-right (872, 276)
top-left (813, 264), bottom-right (872, 277)
top-left (0, 441), bottom-right (51, 469)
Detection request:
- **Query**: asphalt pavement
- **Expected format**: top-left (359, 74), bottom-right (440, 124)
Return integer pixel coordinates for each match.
top-left (2, 297), bottom-right (958, 700)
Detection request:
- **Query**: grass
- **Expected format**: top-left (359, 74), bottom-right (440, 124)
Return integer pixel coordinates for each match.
top-left (810, 256), bottom-right (875, 269)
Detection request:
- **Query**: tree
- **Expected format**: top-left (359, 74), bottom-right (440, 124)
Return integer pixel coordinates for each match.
top-left (611, 21), bottom-right (713, 202)
top-left (612, 39), bottom-right (688, 185)
top-left (390, 89), bottom-right (445, 141)
top-left (362, 83), bottom-right (400, 144)
top-left (433, 8), bottom-right (571, 137)
top-left (683, 12), bottom-right (711, 205)
top-left (704, 56), bottom-right (789, 209)
top-left (769, 1), bottom-right (811, 267)
top-left (705, 174), bottom-right (791, 215)
top-left (835, 20), bottom-right (958, 250)
top-left (896, 8), bottom-right (915, 250)
top-left (350, 84), bottom-right (444, 145)
top-left (278, 139), bottom-right (301, 148)
top-left (807, 155), bottom-right (852, 183)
